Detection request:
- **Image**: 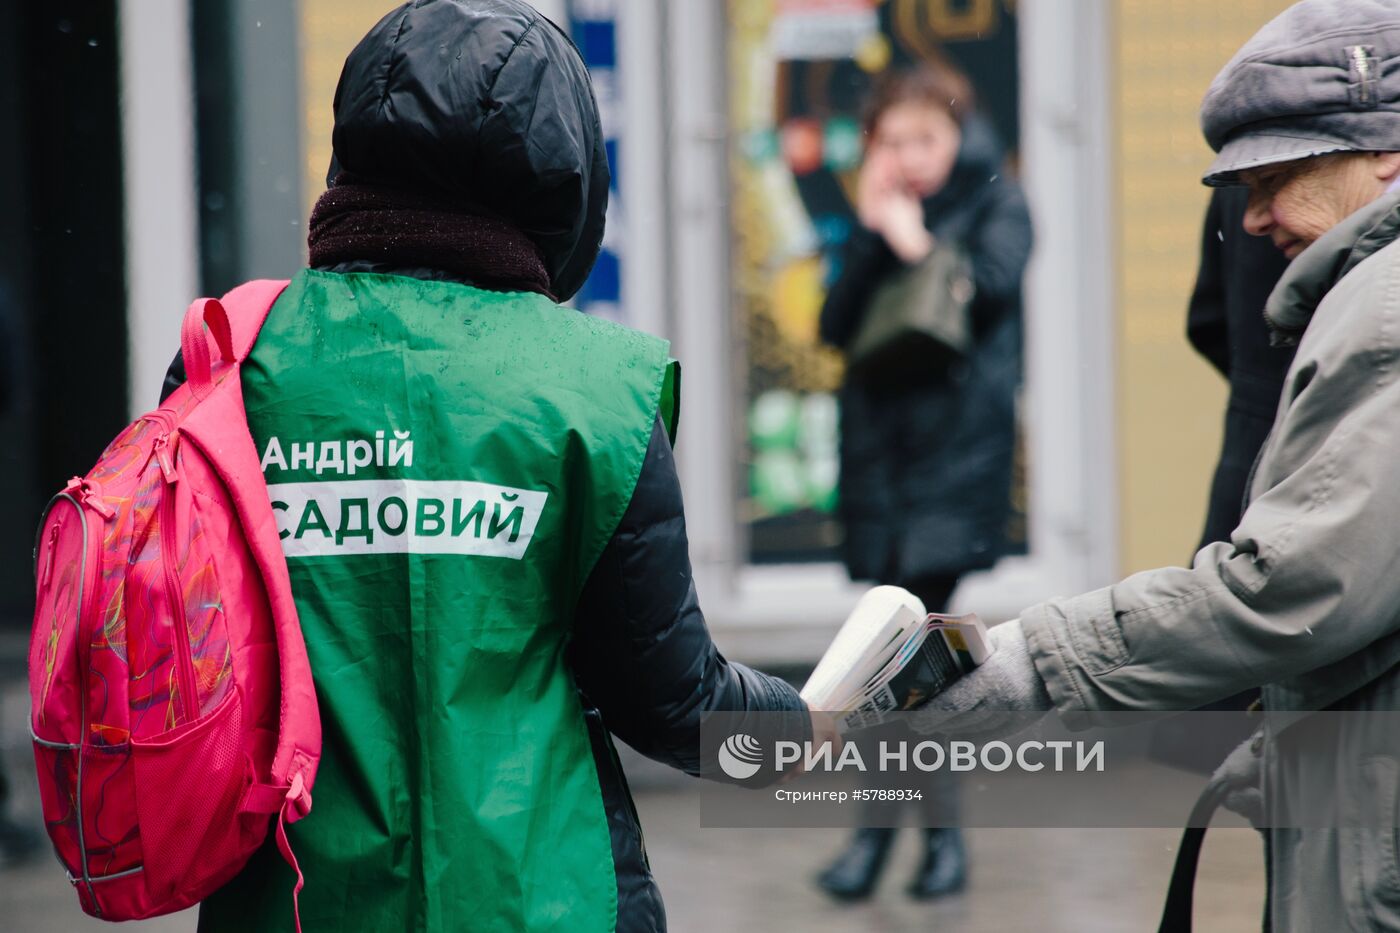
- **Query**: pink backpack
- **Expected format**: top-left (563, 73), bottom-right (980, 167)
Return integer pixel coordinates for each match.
top-left (28, 280), bottom-right (320, 928)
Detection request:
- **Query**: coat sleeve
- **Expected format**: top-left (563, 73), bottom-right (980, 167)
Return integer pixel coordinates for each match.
top-left (818, 227), bottom-right (895, 348)
top-left (568, 415), bottom-right (810, 775)
top-left (1020, 277), bottom-right (1400, 716)
top-left (964, 182), bottom-right (1033, 314)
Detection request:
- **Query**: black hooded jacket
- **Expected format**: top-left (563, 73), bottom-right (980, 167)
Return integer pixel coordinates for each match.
top-left (819, 115), bottom-right (1033, 584)
top-left (328, 0), bottom-right (609, 301)
top-left (168, 4), bottom-right (807, 930)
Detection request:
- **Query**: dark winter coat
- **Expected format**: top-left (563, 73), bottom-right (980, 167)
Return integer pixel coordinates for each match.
top-left (819, 116), bottom-right (1033, 584)
top-left (1186, 186), bottom-right (1295, 551)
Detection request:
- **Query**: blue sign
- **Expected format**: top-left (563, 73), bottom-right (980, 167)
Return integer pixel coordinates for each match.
top-left (568, 0), bottom-right (624, 322)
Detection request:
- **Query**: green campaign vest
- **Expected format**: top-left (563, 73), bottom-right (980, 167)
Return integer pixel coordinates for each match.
top-left (198, 269), bottom-right (678, 933)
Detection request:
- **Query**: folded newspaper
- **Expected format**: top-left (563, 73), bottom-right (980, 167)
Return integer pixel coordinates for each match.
top-left (800, 586), bottom-right (990, 733)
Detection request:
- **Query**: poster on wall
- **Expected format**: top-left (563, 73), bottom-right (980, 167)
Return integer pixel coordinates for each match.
top-left (729, 0), bottom-right (1025, 564)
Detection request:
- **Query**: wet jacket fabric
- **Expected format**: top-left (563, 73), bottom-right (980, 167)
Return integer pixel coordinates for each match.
top-left (819, 116), bottom-right (1033, 584)
top-left (202, 269), bottom-right (672, 932)
top-left (173, 3), bottom-right (807, 926)
top-left (165, 269), bottom-right (805, 933)
top-left (1021, 193), bottom-right (1400, 930)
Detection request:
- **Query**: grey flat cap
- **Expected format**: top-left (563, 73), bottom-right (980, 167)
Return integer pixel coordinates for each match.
top-left (1200, 0), bottom-right (1400, 186)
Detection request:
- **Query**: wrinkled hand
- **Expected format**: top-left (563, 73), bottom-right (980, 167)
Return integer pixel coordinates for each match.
top-left (908, 618), bottom-right (1052, 739)
top-left (1212, 731), bottom-right (1264, 828)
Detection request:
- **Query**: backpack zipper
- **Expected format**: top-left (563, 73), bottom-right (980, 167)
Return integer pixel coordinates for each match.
top-left (152, 435), bottom-right (177, 485)
top-left (145, 410), bottom-right (179, 484)
top-left (40, 524), bottom-right (59, 587)
top-left (38, 492), bottom-right (102, 910)
top-left (156, 437), bottom-right (198, 724)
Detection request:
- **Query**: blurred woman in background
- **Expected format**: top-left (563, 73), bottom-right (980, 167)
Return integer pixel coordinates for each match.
top-left (816, 63), bottom-right (1033, 902)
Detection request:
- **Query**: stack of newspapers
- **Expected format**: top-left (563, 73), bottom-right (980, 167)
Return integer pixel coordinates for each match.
top-left (800, 586), bottom-right (990, 733)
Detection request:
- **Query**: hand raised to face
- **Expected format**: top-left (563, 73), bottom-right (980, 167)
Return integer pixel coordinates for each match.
top-left (856, 147), bottom-right (934, 262)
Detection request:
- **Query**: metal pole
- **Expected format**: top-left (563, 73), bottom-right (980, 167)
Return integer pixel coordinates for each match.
top-left (118, 0), bottom-right (199, 413)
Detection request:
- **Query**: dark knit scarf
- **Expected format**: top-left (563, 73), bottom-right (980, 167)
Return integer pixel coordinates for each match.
top-left (307, 175), bottom-right (553, 296)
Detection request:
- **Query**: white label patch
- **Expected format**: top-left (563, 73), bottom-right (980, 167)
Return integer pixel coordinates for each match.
top-left (268, 479), bottom-right (548, 560)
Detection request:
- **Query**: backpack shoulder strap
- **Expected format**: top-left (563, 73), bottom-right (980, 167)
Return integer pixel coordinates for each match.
top-left (219, 279), bottom-right (291, 361)
top-left (179, 277), bottom-right (314, 932)
top-left (181, 277), bottom-right (318, 807)
top-left (214, 278), bottom-right (317, 795)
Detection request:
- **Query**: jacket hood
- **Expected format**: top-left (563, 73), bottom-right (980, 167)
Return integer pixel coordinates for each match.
top-left (1265, 191), bottom-right (1400, 343)
top-left (327, 0), bottom-right (608, 300)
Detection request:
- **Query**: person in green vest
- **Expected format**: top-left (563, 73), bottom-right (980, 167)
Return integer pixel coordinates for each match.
top-left (162, 3), bottom-right (829, 930)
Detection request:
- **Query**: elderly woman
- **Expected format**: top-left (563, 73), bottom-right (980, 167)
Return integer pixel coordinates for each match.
top-left (929, 0), bottom-right (1400, 928)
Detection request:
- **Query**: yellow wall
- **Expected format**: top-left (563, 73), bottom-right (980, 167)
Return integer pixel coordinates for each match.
top-left (299, 3), bottom-right (395, 211)
top-left (1115, 0), bottom-right (1292, 574)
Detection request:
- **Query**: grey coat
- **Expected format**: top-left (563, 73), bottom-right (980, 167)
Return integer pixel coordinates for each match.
top-left (1021, 193), bottom-right (1400, 931)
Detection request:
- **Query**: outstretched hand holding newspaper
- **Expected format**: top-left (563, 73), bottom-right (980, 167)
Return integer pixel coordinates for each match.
top-left (799, 586), bottom-right (1051, 735)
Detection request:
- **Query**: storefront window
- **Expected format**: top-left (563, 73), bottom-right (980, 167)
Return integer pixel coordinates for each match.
top-left (728, 0), bottom-right (1023, 565)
